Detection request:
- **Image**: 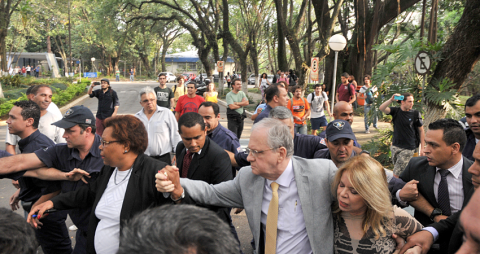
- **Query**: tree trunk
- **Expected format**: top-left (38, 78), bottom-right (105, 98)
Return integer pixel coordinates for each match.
top-left (424, 0), bottom-right (480, 126)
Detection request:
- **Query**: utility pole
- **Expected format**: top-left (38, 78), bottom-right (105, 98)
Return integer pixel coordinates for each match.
top-left (68, 0), bottom-right (72, 76)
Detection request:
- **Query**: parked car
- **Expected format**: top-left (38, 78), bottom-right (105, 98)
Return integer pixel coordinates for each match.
top-left (267, 75), bottom-right (274, 83)
top-left (248, 74), bottom-right (257, 85)
top-left (195, 73), bottom-right (208, 82)
top-left (158, 72), bottom-right (177, 82)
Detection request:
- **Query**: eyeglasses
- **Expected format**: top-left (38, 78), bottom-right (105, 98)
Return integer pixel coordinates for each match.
top-left (244, 147), bottom-right (275, 156)
top-left (100, 138), bottom-right (122, 146)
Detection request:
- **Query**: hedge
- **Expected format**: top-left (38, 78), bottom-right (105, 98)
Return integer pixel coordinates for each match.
top-left (0, 82), bottom-right (88, 117)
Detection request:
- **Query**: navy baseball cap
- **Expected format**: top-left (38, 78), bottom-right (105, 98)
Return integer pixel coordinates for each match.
top-left (52, 105), bottom-right (95, 129)
top-left (326, 120), bottom-right (356, 142)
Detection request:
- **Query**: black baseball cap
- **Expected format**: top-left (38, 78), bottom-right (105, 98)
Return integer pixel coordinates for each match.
top-left (326, 120), bottom-right (356, 142)
top-left (100, 78), bottom-right (110, 85)
top-left (52, 105), bottom-right (95, 129)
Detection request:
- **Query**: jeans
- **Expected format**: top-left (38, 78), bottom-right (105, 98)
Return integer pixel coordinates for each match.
top-left (294, 123), bottom-right (307, 135)
top-left (130, 74), bottom-right (134, 81)
top-left (116, 75), bottom-right (120, 81)
top-left (364, 104), bottom-right (377, 130)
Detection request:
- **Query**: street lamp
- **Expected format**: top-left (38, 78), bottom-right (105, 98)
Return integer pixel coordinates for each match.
top-left (91, 57), bottom-right (96, 72)
top-left (328, 34), bottom-right (347, 120)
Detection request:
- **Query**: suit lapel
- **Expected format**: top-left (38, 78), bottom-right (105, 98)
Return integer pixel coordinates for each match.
top-left (421, 165), bottom-right (439, 207)
top-left (252, 175), bottom-right (266, 252)
top-left (462, 157), bottom-right (473, 207)
top-left (188, 138), bottom-right (209, 178)
top-left (120, 155), bottom-right (143, 222)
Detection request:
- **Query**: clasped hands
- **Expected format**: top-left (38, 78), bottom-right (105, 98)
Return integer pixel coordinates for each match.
top-left (155, 165), bottom-right (183, 199)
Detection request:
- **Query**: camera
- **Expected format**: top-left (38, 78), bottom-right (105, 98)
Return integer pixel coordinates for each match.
top-left (93, 82), bottom-right (100, 86)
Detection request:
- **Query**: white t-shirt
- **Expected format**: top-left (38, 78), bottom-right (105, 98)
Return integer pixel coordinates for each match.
top-left (94, 168), bottom-right (131, 254)
top-left (6, 110), bottom-right (66, 146)
top-left (307, 91), bottom-right (328, 118)
top-left (47, 102), bottom-right (63, 119)
top-left (26, 66), bottom-right (31, 71)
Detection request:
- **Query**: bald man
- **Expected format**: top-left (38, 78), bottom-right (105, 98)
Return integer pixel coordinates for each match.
top-left (319, 101), bottom-right (361, 147)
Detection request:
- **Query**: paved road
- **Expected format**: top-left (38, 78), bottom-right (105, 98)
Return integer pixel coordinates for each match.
top-left (0, 81), bottom-right (254, 253)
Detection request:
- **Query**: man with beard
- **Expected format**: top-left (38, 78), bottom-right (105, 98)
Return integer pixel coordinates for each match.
top-left (463, 94), bottom-right (480, 161)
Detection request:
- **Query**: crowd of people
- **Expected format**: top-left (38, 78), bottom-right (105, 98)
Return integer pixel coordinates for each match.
top-left (9, 65), bottom-right (42, 77)
top-left (0, 73), bottom-right (479, 254)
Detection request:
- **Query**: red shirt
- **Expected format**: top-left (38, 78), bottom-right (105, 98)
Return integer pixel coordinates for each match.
top-left (337, 83), bottom-right (355, 102)
top-left (21, 67), bottom-right (26, 73)
top-left (175, 95), bottom-right (205, 116)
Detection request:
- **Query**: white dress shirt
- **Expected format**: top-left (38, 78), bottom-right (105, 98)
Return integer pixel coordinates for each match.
top-left (434, 157), bottom-right (464, 214)
top-left (261, 159), bottom-right (312, 254)
top-left (135, 106), bottom-right (181, 156)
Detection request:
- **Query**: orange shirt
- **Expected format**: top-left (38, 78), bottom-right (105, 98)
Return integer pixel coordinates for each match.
top-left (287, 97), bottom-right (310, 125)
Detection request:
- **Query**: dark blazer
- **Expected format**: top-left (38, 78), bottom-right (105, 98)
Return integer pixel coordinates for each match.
top-left (51, 154), bottom-right (171, 254)
top-left (400, 156), bottom-right (473, 253)
top-left (176, 137), bottom-right (233, 223)
top-left (430, 188), bottom-right (474, 254)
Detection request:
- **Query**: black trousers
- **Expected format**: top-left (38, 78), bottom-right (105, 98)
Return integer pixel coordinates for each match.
top-left (150, 153), bottom-right (172, 165)
top-left (227, 115), bottom-right (244, 139)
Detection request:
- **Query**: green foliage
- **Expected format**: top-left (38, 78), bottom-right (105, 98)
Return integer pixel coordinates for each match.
top-left (3, 88), bottom-right (29, 99)
top-left (0, 75), bottom-right (23, 88)
top-left (51, 83), bottom-right (69, 91)
top-left (363, 128), bottom-right (394, 169)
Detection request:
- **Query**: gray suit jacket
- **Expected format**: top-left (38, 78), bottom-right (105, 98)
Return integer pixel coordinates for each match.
top-left (180, 156), bottom-right (337, 254)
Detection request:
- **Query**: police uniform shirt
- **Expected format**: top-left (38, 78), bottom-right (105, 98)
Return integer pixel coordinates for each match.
top-left (34, 134), bottom-right (104, 232)
top-left (18, 130), bottom-right (55, 202)
top-left (208, 123), bottom-right (241, 155)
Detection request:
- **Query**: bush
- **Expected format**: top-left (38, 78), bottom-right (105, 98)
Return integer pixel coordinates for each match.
top-left (3, 88), bottom-right (29, 99)
top-left (51, 83), bottom-right (69, 91)
top-left (362, 128), bottom-right (394, 169)
top-left (0, 75), bottom-right (23, 88)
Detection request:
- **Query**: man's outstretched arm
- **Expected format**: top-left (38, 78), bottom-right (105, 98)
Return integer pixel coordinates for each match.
top-left (0, 153), bottom-right (45, 175)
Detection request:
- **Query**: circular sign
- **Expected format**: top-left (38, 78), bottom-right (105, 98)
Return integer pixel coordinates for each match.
top-left (415, 51), bottom-right (431, 75)
top-left (311, 58), bottom-right (319, 73)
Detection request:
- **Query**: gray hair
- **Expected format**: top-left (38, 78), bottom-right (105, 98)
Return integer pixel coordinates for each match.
top-left (139, 86), bottom-right (157, 101)
top-left (252, 118), bottom-right (294, 157)
top-left (269, 106), bottom-right (294, 123)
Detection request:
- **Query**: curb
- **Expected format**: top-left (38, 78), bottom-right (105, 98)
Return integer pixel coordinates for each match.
top-left (217, 99), bottom-right (254, 118)
top-left (0, 93), bottom-right (90, 127)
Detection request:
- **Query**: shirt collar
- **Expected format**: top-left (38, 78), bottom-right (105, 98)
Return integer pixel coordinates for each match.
top-left (18, 130), bottom-right (41, 150)
top-left (266, 159), bottom-right (293, 188)
top-left (436, 157), bottom-right (463, 179)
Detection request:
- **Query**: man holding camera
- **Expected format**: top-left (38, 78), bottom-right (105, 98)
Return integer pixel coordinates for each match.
top-left (88, 79), bottom-right (119, 136)
top-left (379, 93), bottom-right (425, 177)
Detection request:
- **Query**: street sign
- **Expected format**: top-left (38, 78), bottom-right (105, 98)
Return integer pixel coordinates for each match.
top-left (76, 60), bottom-right (80, 64)
top-left (415, 51), bottom-right (431, 75)
top-left (83, 72), bottom-right (97, 78)
top-left (217, 61), bottom-right (224, 72)
top-left (311, 57), bottom-right (319, 81)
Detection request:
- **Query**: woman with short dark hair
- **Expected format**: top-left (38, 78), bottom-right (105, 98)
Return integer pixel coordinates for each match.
top-left (29, 115), bottom-right (172, 254)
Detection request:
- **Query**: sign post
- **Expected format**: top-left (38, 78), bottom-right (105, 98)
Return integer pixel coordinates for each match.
top-left (310, 57), bottom-right (319, 83)
top-left (217, 61), bottom-right (224, 95)
top-left (414, 51), bottom-right (431, 104)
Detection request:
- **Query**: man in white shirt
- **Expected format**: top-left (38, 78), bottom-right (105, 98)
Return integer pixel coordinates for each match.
top-left (135, 87), bottom-right (181, 165)
top-left (307, 84), bottom-right (330, 135)
top-left (6, 85), bottom-right (65, 155)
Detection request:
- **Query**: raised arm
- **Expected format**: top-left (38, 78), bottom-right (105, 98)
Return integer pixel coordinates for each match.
top-left (0, 153), bottom-right (45, 175)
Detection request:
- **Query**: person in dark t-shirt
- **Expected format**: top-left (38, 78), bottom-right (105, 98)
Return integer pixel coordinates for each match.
top-left (379, 92), bottom-right (425, 176)
top-left (154, 73), bottom-right (174, 109)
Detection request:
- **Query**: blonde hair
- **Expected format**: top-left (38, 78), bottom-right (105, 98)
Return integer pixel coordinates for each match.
top-left (332, 156), bottom-right (393, 239)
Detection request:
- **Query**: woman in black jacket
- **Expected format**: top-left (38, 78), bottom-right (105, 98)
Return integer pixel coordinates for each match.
top-left (29, 115), bottom-right (172, 254)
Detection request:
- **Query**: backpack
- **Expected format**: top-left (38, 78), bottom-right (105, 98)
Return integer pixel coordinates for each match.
top-left (365, 88), bottom-right (374, 104)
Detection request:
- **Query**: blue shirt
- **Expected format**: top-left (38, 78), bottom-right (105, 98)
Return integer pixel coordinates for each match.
top-left (253, 104), bottom-right (273, 124)
top-left (34, 134), bottom-right (104, 232)
top-left (0, 150), bottom-right (24, 180)
top-left (208, 123), bottom-right (241, 155)
top-left (18, 130), bottom-right (55, 202)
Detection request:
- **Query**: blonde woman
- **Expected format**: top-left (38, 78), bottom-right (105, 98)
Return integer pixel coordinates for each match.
top-left (203, 82), bottom-right (218, 103)
top-left (332, 156), bottom-right (423, 254)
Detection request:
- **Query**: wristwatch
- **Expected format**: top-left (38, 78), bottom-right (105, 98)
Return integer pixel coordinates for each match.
top-left (359, 150), bottom-right (370, 155)
top-left (429, 208), bottom-right (443, 221)
top-left (171, 189), bottom-right (185, 202)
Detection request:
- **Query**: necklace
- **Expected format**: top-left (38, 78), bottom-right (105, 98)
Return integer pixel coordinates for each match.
top-left (114, 167), bottom-right (132, 185)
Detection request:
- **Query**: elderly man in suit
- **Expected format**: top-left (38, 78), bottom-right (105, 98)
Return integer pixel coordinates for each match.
top-left (400, 118), bottom-right (473, 254)
top-left (156, 117), bottom-right (337, 254)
